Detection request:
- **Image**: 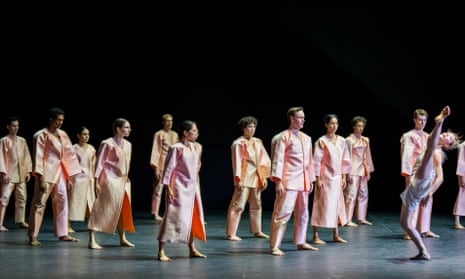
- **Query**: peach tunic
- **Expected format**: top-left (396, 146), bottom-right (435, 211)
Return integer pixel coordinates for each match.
top-left (68, 144), bottom-right (96, 221)
top-left (269, 129), bottom-right (315, 248)
top-left (150, 129), bottom-right (179, 214)
top-left (157, 141), bottom-right (206, 243)
top-left (0, 135), bottom-right (32, 223)
top-left (87, 138), bottom-right (135, 234)
top-left (28, 128), bottom-right (82, 238)
top-left (226, 136), bottom-right (271, 236)
top-left (344, 134), bottom-right (374, 222)
top-left (311, 135), bottom-right (351, 228)
top-left (400, 129), bottom-right (429, 177)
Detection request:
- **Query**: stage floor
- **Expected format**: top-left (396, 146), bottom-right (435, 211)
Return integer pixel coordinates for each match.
top-left (0, 210), bottom-right (464, 279)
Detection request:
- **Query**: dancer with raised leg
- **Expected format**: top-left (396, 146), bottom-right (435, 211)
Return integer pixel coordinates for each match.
top-left (400, 106), bottom-right (458, 260)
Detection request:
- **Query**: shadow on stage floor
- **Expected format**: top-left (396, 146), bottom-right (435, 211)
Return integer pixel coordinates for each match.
top-left (1, 210), bottom-right (464, 279)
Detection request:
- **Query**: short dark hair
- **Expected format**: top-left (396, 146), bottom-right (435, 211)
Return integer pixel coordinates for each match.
top-left (48, 107), bottom-right (65, 120)
top-left (238, 116), bottom-right (257, 129)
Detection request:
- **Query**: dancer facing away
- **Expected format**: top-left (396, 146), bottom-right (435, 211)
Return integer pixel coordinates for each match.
top-left (87, 118), bottom-right (135, 249)
top-left (157, 120), bottom-right (207, 262)
top-left (344, 116), bottom-right (375, 227)
top-left (225, 116), bottom-right (271, 241)
top-left (400, 105), bottom-right (458, 260)
top-left (150, 113), bottom-right (178, 223)
top-left (269, 106), bottom-right (318, 256)
top-left (0, 116), bottom-right (32, 232)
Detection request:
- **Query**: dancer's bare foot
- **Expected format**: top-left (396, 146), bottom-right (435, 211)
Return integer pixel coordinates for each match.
top-left (68, 227), bottom-right (76, 233)
top-left (435, 106), bottom-right (450, 122)
top-left (358, 220), bottom-right (373, 226)
top-left (18, 222), bottom-right (29, 229)
top-left (455, 224), bottom-right (465, 230)
top-left (59, 235), bottom-right (80, 242)
top-left (154, 215), bottom-right (163, 223)
top-left (345, 222), bottom-right (358, 227)
top-left (226, 235), bottom-right (242, 241)
top-left (421, 231), bottom-right (440, 238)
top-left (410, 252), bottom-right (431, 260)
top-left (403, 233), bottom-right (412, 240)
top-left (271, 247), bottom-right (285, 256)
top-left (312, 238), bottom-right (326, 245)
top-left (254, 232), bottom-right (269, 239)
top-left (190, 249), bottom-right (207, 258)
top-left (120, 239), bottom-right (135, 247)
top-left (297, 243), bottom-right (319, 251)
top-left (333, 236), bottom-right (347, 243)
top-left (88, 242), bottom-right (102, 250)
top-left (29, 237), bottom-right (41, 246)
top-left (0, 225), bottom-right (8, 232)
top-left (158, 251), bottom-right (171, 262)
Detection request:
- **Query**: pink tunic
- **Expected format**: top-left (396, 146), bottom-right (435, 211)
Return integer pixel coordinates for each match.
top-left (68, 144), bottom-right (96, 221)
top-left (28, 128), bottom-right (82, 238)
top-left (269, 129), bottom-right (315, 247)
top-left (270, 130), bottom-right (315, 191)
top-left (454, 143), bottom-right (465, 216)
top-left (32, 129), bottom-right (82, 182)
top-left (344, 134), bottom-right (374, 221)
top-left (157, 141), bottom-right (206, 243)
top-left (311, 135), bottom-right (351, 228)
top-left (400, 129), bottom-right (429, 177)
top-left (87, 138), bottom-right (135, 234)
top-left (150, 130), bottom-right (179, 170)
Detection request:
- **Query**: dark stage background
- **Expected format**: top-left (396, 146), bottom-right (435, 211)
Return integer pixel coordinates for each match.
top-left (2, 5), bottom-right (464, 215)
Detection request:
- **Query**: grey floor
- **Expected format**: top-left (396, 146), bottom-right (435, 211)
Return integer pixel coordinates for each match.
top-left (0, 210), bottom-right (464, 279)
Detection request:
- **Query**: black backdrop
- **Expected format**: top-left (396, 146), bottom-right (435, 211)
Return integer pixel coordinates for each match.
top-left (2, 5), bottom-right (464, 215)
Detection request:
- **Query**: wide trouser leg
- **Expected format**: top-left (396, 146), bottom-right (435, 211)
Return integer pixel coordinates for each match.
top-left (52, 174), bottom-right (69, 238)
top-left (356, 176), bottom-right (369, 221)
top-left (292, 191), bottom-right (309, 245)
top-left (226, 188), bottom-right (248, 236)
top-left (151, 176), bottom-right (163, 216)
top-left (269, 190), bottom-right (297, 249)
top-left (248, 188), bottom-right (263, 234)
top-left (28, 180), bottom-right (54, 238)
top-left (417, 196), bottom-right (433, 233)
top-left (344, 177), bottom-right (359, 222)
top-left (14, 182), bottom-right (27, 224)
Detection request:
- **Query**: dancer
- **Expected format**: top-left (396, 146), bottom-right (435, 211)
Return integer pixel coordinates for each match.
top-left (225, 116), bottom-right (271, 241)
top-left (400, 105), bottom-right (458, 260)
top-left (87, 118), bottom-right (135, 249)
top-left (268, 107), bottom-right (318, 256)
top-left (157, 120), bottom-right (207, 261)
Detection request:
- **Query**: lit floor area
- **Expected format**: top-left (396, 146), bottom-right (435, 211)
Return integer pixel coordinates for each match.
top-left (0, 211), bottom-right (464, 279)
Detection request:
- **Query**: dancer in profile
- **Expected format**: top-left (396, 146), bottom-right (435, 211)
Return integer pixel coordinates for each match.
top-left (400, 106), bottom-right (458, 260)
top-left (87, 118), bottom-right (135, 249)
top-left (157, 120), bottom-right (207, 262)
